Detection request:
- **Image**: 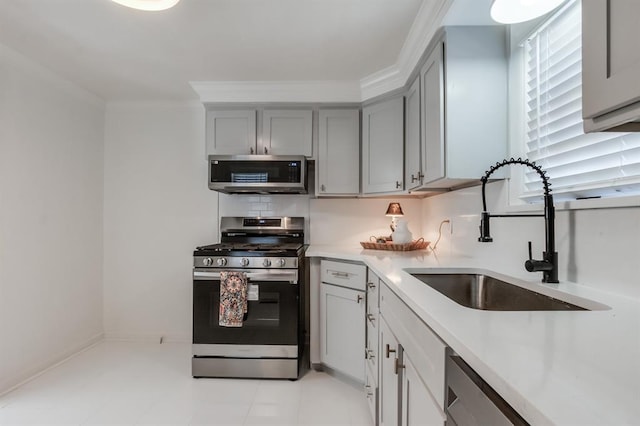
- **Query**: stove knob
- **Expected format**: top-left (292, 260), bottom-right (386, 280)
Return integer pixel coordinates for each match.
top-left (241, 258), bottom-right (250, 267)
top-left (263, 259), bottom-right (272, 267)
top-left (203, 258), bottom-right (213, 267)
top-left (277, 258), bottom-right (286, 267)
top-left (216, 258), bottom-right (227, 267)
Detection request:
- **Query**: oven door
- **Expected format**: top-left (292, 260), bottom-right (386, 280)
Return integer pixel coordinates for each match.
top-left (192, 269), bottom-right (299, 358)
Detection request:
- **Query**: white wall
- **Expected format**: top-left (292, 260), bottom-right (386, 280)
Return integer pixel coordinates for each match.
top-left (0, 44), bottom-right (105, 393)
top-left (103, 102), bottom-right (218, 342)
top-left (421, 181), bottom-right (640, 299)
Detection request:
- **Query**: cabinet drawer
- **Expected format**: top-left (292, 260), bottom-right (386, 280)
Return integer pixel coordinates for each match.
top-left (380, 283), bottom-right (447, 410)
top-left (321, 260), bottom-right (366, 291)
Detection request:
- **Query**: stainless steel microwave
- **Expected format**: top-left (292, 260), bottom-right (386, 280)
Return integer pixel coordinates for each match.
top-left (208, 155), bottom-right (307, 194)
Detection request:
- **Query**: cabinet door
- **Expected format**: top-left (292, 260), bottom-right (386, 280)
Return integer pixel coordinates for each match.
top-left (379, 317), bottom-right (400, 426)
top-left (421, 42), bottom-right (445, 184)
top-left (405, 77), bottom-right (422, 191)
top-left (317, 109), bottom-right (360, 195)
top-left (583, 0), bottom-right (640, 128)
top-left (401, 352), bottom-right (445, 426)
top-left (261, 109), bottom-right (313, 156)
top-left (206, 110), bottom-right (256, 156)
top-left (362, 97), bottom-right (404, 194)
top-left (320, 283), bottom-right (365, 382)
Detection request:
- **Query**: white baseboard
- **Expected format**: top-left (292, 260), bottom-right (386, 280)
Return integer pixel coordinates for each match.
top-left (0, 332), bottom-right (104, 397)
top-left (104, 332), bottom-right (191, 343)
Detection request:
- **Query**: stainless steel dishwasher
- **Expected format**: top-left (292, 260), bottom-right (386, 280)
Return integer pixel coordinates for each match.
top-left (446, 355), bottom-right (529, 426)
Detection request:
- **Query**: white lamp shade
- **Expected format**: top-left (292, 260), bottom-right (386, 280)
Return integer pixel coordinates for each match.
top-left (111, 0), bottom-right (181, 11)
top-left (490, 0), bottom-right (566, 24)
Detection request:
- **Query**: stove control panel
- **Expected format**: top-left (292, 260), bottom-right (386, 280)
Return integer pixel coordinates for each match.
top-left (194, 256), bottom-right (298, 269)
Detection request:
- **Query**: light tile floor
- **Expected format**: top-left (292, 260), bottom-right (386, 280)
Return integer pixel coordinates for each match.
top-left (0, 341), bottom-right (374, 426)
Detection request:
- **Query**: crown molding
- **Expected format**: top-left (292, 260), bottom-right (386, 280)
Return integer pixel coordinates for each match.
top-left (360, 0), bottom-right (453, 100)
top-left (190, 80), bottom-right (362, 103)
top-left (190, 0), bottom-right (453, 104)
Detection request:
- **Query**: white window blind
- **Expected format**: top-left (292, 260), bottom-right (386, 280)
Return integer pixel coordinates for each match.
top-left (524, 0), bottom-right (640, 202)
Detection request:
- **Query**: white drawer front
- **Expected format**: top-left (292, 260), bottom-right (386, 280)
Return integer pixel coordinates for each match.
top-left (321, 260), bottom-right (367, 291)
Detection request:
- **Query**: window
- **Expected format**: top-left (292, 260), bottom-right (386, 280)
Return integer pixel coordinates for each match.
top-left (523, 0), bottom-right (640, 202)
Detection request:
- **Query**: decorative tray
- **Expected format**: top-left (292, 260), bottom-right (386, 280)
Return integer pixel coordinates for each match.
top-left (360, 238), bottom-right (429, 251)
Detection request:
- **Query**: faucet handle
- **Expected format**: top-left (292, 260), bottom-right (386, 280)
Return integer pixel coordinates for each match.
top-left (525, 241), bottom-right (553, 273)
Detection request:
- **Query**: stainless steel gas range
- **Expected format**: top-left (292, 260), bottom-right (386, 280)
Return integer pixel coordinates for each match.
top-left (192, 217), bottom-right (306, 380)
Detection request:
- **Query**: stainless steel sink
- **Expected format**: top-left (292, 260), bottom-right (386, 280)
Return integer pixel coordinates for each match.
top-left (411, 273), bottom-right (588, 311)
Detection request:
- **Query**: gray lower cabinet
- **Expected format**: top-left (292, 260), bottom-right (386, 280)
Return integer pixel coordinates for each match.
top-left (401, 352), bottom-right (445, 426)
top-left (319, 260), bottom-right (366, 382)
top-left (582, 0), bottom-right (640, 132)
top-left (317, 109), bottom-right (360, 196)
top-left (365, 269), bottom-right (381, 425)
top-left (362, 97), bottom-right (405, 194)
top-left (379, 316), bottom-right (400, 426)
top-left (379, 282), bottom-right (447, 426)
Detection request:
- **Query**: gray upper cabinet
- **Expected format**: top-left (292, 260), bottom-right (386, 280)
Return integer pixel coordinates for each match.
top-left (582, 0), bottom-right (640, 132)
top-left (317, 109), bottom-right (360, 196)
top-left (362, 97), bottom-right (404, 194)
top-left (205, 108), bottom-right (313, 158)
top-left (421, 42), bottom-right (445, 185)
top-left (205, 109), bottom-right (257, 157)
top-left (413, 27), bottom-right (507, 191)
top-left (405, 77), bottom-right (422, 191)
top-left (262, 109), bottom-right (313, 156)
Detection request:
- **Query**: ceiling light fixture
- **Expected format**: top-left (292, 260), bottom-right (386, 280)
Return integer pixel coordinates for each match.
top-left (111, 0), bottom-right (181, 11)
top-left (490, 0), bottom-right (566, 24)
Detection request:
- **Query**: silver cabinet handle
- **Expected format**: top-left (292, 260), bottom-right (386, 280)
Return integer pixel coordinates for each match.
top-left (367, 349), bottom-right (375, 360)
top-left (385, 344), bottom-right (396, 358)
top-left (331, 271), bottom-right (349, 278)
top-left (411, 174), bottom-right (418, 183)
top-left (250, 147), bottom-right (254, 154)
top-left (364, 385), bottom-right (374, 398)
top-left (367, 313), bottom-right (375, 323)
top-left (395, 180), bottom-right (402, 189)
top-left (367, 281), bottom-right (376, 289)
top-left (321, 184), bottom-right (326, 192)
top-left (264, 146), bottom-right (268, 154)
top-left (357, 294), bottom-right (364, 303)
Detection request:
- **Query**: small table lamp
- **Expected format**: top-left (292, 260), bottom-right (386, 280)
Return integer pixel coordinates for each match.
top-left (385, 202), bottom-right (404, 231)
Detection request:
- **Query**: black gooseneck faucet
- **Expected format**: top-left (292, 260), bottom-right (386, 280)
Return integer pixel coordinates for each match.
top-left (479, 158), bottom-right (559, 283)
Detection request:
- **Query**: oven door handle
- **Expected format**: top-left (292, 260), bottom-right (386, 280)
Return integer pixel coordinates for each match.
top-left (193, 270), bottom-right (298, 284)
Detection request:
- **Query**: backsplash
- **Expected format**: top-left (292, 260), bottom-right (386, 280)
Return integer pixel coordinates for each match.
top-left (219, 193), bottom-right (312, 242)
top-left (309, 198), bottom-right (423, 245)
top-left (219, 194), bottom-right (310, 218)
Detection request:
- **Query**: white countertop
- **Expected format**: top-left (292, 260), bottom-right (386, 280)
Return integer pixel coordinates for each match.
top-left (306, 245), bottom-right (640, 425)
